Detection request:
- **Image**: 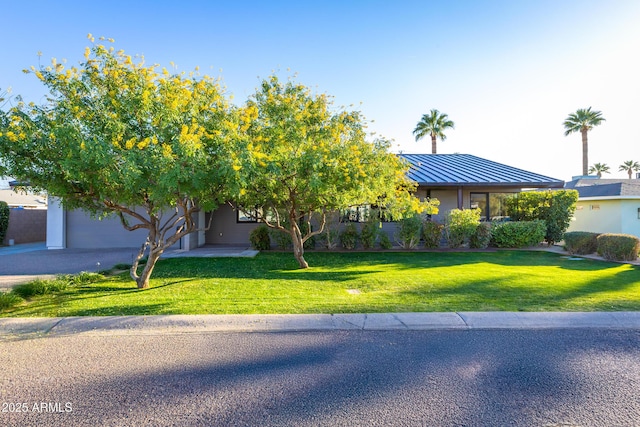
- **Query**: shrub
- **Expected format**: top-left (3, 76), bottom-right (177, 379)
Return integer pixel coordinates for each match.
top-left (470, 222), bottom-right (492, 249)
top-left (360, 218), bottom-right (380, 249)
top-left (379, 231), bottom-right (393, 249)
top-left (0, 201), bottom-right (8, 244)
top-left (0, 292), bottom-right (24, 310)
top-left (422, 220), bottom-right (443, 249)
top-left (394, 214), bottom-right (422, 249)
top-left (490, 220), bottom-right (546, 248)
top-left (318, 212), bottom-right (341, 249)
top-left (249, 225), bottom-right (271, 250)
top-left (444, 209), bottom-right (481, 248)
top-left (596, 233), bottom-right (640, 261)
top-left (13, 278), bottom-right (68, 298)
top-left (340, 223), bottom-right (359, 250)
top-left (563, 231), bottom-right (600, 255)
top-left (506, 190), bottom-right (578, 245)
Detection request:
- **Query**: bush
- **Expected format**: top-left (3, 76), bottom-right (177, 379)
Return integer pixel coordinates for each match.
top-left (360, 219), bottom-right (380, 249)
top-left (379, 231), bottom-right (393, 249)
top-left (470, 222), bottom-right (492, 249)
top-left (318, 212), bottom-right (341, 249)
top-left (0, 201), bottom-right (9, 244)
top-left (299, 222), bottom-right (316, 250)
top-left (563, 231), bottom-right (600, 255)
top-left (269, 228), bottom-right (292, 250)
top-left (0, 292), bottom-right (24, 310)
top-left (249, 225), bottom-right (271, 250)
top-left (395, 215), bottom-right (422, 249)
top-left (444, 209), bottom-right (481, 248)
top-left (596, 233), bottom-right (640, 261)
top-left (422, 220), bottom-right (443, 249)
top-left (340, 223), bottom-right (359, 250)
top-left (490, 220), bottom-right (546, 248)
top-left (506, 190), bottom-right (578, 245)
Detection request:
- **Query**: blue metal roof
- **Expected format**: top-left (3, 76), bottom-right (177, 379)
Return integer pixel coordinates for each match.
top-left (399, 154), bottom-right (564, 187)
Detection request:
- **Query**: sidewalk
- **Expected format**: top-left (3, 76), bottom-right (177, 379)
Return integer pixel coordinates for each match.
top-left (2, 312), bottom-right (640, 338)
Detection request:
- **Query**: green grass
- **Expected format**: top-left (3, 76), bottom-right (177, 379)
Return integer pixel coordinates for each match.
top-left (2, 251), bottom-right (640, 317)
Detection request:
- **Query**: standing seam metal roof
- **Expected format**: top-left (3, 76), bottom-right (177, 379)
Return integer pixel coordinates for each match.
top-left (398, 154), bottom-right (564, 187)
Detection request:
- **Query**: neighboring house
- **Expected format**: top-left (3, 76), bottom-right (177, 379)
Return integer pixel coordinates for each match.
top-left (566, 177), bottom-right (640, 238)
top-left (0, 190), bottom-right (48, 245)
top-left (400, 154), bottom-right (564, 221)
top-left (46, 153), bottom-right (564, 249)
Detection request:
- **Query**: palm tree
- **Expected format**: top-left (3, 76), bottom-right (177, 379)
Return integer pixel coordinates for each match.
top-left (413, 109), bottom-right (455, 154)
top-left (588, 163), bottom-right (610, 178)
top-left (619, 160), bottom-right (640, 179)
top-left (563, 107), bottom-right (605, 176)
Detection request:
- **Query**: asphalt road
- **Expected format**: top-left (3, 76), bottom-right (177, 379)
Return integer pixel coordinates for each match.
top-left (2, 329), bottom-right (640, 426)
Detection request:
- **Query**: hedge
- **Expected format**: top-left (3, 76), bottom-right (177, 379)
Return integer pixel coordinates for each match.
top-left (490, 220), bottom-right (546, 248)
top-left (563, 231), bottom-right (599, 255)
top-left (596, 233), bottom-right (640, 261)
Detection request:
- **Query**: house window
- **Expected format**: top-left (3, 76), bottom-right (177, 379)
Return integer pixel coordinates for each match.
top-left (237, 208), bottom-right (258, 223)
top-left (470, 192), bottom-right (514, 221)
top-left (341, 205), bottom-right (393, 222)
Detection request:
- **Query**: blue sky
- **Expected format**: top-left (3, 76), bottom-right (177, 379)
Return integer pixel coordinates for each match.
top-left (3, 0), bottom-right (640, 181)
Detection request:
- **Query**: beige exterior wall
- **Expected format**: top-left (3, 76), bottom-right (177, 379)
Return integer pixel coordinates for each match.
top-left (568, 198), bottom-right (640, 238)
top-left (4, 209), bottom-right (47, 244)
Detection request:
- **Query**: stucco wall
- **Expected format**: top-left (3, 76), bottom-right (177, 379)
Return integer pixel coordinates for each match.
top-left (4, 208), bottom-right (47, 244)
top-left (568, 199), bottom-right (640, 238)
top-left (206, 204), bottom-right (260, 245)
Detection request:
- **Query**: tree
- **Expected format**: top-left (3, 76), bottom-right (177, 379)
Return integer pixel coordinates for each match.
top-left (0, 37), bottom-right (237, 288)
top-left (234, 76), bottom-right (437, 268)
top-left (588, 162), bottom-right (610, 178)
top-left (563, 107), bottom-right (605, 176)
top-left (619, 160), bottom-right (640, 179)
top-left (413, 109), bottom-right (455, 154)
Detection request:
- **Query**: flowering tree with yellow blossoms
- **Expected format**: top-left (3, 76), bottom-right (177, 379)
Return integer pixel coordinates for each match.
top-left (234, 76), bottom-right (437, 268)
top-left (0, 37), bottom-right (238, 288)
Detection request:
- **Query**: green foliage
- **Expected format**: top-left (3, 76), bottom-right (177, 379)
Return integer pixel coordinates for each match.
top-left (0, 292), bottom-right (24, 310)
top-left (360, 217), bottom-right (380, 249)
top-left (394, 214), bottom-right (422, 249)
top-left (491, 220), bottom-right (546, 248)
top-left (0, 39), bottom-right (238, 288)
top-left (269, 227), bottom-right (292, 250)
top-left (318, 211), bottom-right (340, 250)
top-left (0, 201), bottom-right (9, 244)
top-left (506, 190), bottom-right (578, 245)
top-left (233, 75), bottom-right (432, 267)
top-left (470, 222), bottom-right (492, 249)
top-left (12, 272), bottom-right (103, 299)
top-left (299, 222), bottom-right (316, 250)
top-left (564, 231), bottom-right (600, 255)
top-left (379, 231), bottom-right (393, 249)
top-left (444, 208), bottom-right (481, 248)
top-left (249, 224), bottom-right (271, 250)
top-left (340, 223), bottom-right (359, 250)
top-left (597, 233), bottom-right (640, 261)
top-left (422, 220), bottom-right (443, 249)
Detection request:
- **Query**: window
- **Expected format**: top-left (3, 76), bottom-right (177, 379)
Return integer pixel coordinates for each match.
top-left (237, 208), bottom-right (258, 223)
top-left (340, 205), bottom-right (393, 222)
top-left (470, 192), bottom-right (515, 221)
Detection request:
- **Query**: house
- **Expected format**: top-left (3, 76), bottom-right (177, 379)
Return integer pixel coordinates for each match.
top-left (565, 177), bottom-right (640, 238)
top-left (46, 153), bottom-right (564, 249)
top-left (399, 154), bottom-right (564, 221)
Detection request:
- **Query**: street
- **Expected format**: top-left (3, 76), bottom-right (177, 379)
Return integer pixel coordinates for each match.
top-left (1, 329), bottom-right (640, 426)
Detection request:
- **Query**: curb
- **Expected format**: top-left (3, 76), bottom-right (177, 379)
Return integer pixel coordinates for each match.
top-left (2, 312), bottom-right (640, 338)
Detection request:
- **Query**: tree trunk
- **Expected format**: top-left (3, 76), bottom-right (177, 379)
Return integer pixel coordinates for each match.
top-left (290, 220), bottom-right (309, 269)
top-left (431, 134), bottom-right (437, 154)
top-left (134, 248), bottom-right (162, 289)
top-left (581, 129), bottom-right (589, 176)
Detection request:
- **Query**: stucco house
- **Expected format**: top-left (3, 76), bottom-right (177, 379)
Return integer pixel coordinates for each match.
top-left (566, 178), bottom-right (640, 238)
top-left (46, 153), bottom-right (564, 250)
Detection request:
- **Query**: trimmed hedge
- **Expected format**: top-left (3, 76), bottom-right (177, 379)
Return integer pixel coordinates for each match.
top-left (0, 201), bottom-right (9, 244)
top-left (563, 231), bottom-right (599, 255)
top-left (490, 220), bottom-right (546, 248)
top-left (470, 222), bottom-right (492, 249)
top-left (596, 233), bottom-right (640, 261)
top-left (422, 220), bottom-right (443, 249)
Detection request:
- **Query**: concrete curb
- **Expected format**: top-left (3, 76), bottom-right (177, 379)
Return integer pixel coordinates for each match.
top-left (2, 312), bottom-right (640, 338)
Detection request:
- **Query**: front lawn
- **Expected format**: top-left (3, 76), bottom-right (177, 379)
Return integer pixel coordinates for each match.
top-left (2, 251), bottom-right (640, 317)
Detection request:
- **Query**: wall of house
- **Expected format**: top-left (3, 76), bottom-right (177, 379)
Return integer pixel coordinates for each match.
top-left (4, 208), bottom-right (47, 244)
top-left (568, 199), bottom-right (640, 238)
top-left (205, 204), bottom-right (260, 245)
top-left (65, 209), bottom-right (150, 248)
top-left (423, 186), bottom-right (522, 222)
